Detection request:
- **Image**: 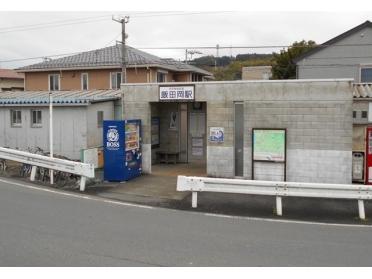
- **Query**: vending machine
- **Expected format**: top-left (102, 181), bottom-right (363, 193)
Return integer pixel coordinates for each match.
top-left (103, 120), bottom-right (142, 182)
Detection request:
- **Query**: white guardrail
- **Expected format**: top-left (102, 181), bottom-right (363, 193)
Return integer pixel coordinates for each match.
top-left (177, 176), bottom-right (372, 220)
top-left (0, 147), bottom-right (94, 191)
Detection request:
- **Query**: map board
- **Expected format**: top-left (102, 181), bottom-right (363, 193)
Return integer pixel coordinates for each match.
top-left (253, 129), bottom-right (286, 162)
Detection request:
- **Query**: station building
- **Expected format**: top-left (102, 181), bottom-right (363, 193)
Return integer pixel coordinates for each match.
top-left (122, 79), bottom-right (353, 184)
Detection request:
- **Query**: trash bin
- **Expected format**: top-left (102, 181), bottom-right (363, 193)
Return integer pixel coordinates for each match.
top-left (352, 152), bottom-right (364, 181)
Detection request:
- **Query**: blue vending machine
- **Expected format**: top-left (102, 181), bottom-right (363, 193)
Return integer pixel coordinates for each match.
top-left (103, 120), bottom-right (142, 182)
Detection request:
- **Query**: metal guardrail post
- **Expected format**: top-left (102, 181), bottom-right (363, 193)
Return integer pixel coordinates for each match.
top-left (192, 192), bottom-right (198, 208)
top-left (80, 176), bottom-right (87, 192)
top-left (276, 196), bottom-right (282, 216)
top-left (30, 166), bottom-right (37, 181)
top-left (358, 200), bottom-right (365, 220)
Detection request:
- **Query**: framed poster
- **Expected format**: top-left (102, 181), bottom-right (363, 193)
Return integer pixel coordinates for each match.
top-left (151, 117), bottom-right (160, 147)
top-left (209, 127), bottom-right (224, 143)
top-left (169, 112), bottom-right (178, 130)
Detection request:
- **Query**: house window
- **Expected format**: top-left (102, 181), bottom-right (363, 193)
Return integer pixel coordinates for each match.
top-left (97, 111), bottom-right (104, 128)
top-left (157, 72), bottom-right (166, 82)
top-left (191, 73), bottom-right (202, 82)
top-left (49, 74), bottom-right (60, 91)
top-left (10, 110), bottom-right (22, 127)
top-left (353, 111), bottom-right (357, 118)
top-left (31, 110), bottom-right (42, 127)
top-left (362, 111), bottom-right (368, 119)
top-left (361, 67), bottom-right (372, 83)
top-left (111, 72), bottom-right (122, 89)
top-left (81, 73), bottom-right (89, 90)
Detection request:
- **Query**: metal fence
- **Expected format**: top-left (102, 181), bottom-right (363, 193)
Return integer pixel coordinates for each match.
top-left (0, 147), bottom-right (94, 191)
top-left (177, 176), bottom-right (372, 220)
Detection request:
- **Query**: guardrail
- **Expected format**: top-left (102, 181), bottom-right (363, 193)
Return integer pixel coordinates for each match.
top-left (177, 176), bottom-right (372, 220)
top-left (0, 147), bottom-right (94, 191)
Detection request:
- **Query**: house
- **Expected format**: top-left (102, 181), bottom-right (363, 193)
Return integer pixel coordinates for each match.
top-left (295, 20), bottom-right (372, 184)
top-left (0, 90), bottom-right (121, 160)
top-left (16, 45), bottom-right (213, 91)
top-left (241, 66), bottom-right (272, 80)
top-left (294, 20), bottom-right (372, 82)
top-left (0, 69), bottom-right (24, 92)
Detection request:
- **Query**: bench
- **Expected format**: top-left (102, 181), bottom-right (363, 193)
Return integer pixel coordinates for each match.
top-left (156, 150), bottom-right (179, 164)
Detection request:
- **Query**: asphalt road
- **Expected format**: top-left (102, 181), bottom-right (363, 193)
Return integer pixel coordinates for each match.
top-left (1, 177), bottom-right (372, 266)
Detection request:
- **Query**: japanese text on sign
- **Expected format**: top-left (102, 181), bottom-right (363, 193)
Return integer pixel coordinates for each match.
top-left (159, 86), bottom-right (194, 101)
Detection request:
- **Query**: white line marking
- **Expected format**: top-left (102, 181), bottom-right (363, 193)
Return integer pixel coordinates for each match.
top-left (1, 177), bottom-right (371, 229)
top-left (0, 177), bottom-right (154, 210)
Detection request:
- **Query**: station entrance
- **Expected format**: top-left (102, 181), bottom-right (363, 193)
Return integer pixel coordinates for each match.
top-left (150, 101), bottom-right (207, 177)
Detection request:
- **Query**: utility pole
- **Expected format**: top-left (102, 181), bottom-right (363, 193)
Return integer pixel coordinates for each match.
top-left (113, 15), bottom-right (129, 84)
top-left (185, 49), bottom-right (188, 64)
top-left (49, 91), bottom-right (53, 185)
top-left (215, 44), bottom-right (220, 71)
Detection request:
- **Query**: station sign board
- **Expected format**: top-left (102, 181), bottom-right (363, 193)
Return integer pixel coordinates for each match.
top-left (159, 86), bottom-right (195, 101)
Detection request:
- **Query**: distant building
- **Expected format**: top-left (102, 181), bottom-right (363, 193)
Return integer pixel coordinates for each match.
top-left (242, 66), bottom-right (272, 80)
top-left (294, 20), bottom-right (372, 82)
top-left (16, 45), bottom-right (213, 91)
top-left (0, 69), bottom-right (24, 92)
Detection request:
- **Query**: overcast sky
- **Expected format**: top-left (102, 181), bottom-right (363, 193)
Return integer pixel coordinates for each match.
top-left (0, 11), bottom-right (371, 69)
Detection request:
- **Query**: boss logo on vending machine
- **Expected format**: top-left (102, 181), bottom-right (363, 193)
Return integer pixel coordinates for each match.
top-left (106, 128), bottom-right (120, 150)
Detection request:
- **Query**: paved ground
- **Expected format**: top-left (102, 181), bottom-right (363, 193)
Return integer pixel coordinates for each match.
top-left (2, 162), bottom-right (371, 225)
top-left (87, 164), bottom-right (372, 225)
top-left (1, 177), bottom-right (372, 266)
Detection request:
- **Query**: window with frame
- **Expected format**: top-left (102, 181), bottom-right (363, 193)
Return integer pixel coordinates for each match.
top-left (97, 111), bottom-right (104, 128)
top-left (362, 111), bottom-right (368, 119)
top-left (10, 110), bottom-right (22, 127)
top-left (361, 67), bottom-right (372, 83)
top-left (81, 73), bottom-right (89, 90)
top-left (157, 72), bottom-right (166, 82)
top-left (49, 74), bottom-right (60, 91)
top-left (31, 110), bottom-right (42, 127)
top-left (111, 72), bottom-right (122, 89)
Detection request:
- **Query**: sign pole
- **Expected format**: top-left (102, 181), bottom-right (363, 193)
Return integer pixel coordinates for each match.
top-left (49, 91), bottom-right (54, 185)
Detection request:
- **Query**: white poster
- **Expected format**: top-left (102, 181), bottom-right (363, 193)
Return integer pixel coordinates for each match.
top-left (192, 147), bottom-right (203, 156)
top-left (209, 127), bottom-right (224, 143)
top-left (169, 112), bottom-right (178, 130)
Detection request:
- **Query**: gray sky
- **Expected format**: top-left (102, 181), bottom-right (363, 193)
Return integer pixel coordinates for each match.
top-left (0, 11), bottom-right (372, 69)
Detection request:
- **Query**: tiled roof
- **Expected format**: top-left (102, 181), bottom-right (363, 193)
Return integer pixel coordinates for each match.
top-left (0, 68), bottom-right (24, 79)
top-left (0, 89), bottom-right (120, 105)
top-left (353, 83), bottom-right (372, 98)
top-left (16, 45), bottom-right (213, 76)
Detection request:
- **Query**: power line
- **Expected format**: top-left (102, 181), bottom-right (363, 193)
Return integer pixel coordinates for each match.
top-left (1, 42), bottom-right (372, 64)
top-left (135, 43), bottom-right (372, 50)
top-left (0, 11), bottom-right (232, 34)
top-left (0, 14), bottom-right (110, 31)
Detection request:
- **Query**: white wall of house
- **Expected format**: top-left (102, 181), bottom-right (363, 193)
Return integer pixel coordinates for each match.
top-left (297, 26), bottom-right (372, 81)
top-left (0, 105), bottom-right (88, 160)
top-left (86, 101), bottom-right (115, 148)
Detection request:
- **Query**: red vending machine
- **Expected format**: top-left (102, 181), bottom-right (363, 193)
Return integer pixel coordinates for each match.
top-left (366, 127), bottom-right (372, 185)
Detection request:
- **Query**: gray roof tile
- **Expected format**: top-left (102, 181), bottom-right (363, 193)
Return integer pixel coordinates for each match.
top-left (16, 45), bottom-right (212, 76)
top-left (0, 89), bottom-right (121, 105)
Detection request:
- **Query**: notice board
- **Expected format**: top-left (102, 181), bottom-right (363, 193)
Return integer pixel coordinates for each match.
top-left (252, 128), bottom-right (287, 181)
top-left (253, 129), bottom-right (286, 162)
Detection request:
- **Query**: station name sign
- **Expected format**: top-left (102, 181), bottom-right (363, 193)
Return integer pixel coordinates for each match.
top-left (159, 86), bottom-right (195, 101)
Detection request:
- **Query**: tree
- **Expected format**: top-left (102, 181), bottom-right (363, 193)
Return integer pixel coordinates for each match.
top-left (271, 40), bottom-right (316, 79)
